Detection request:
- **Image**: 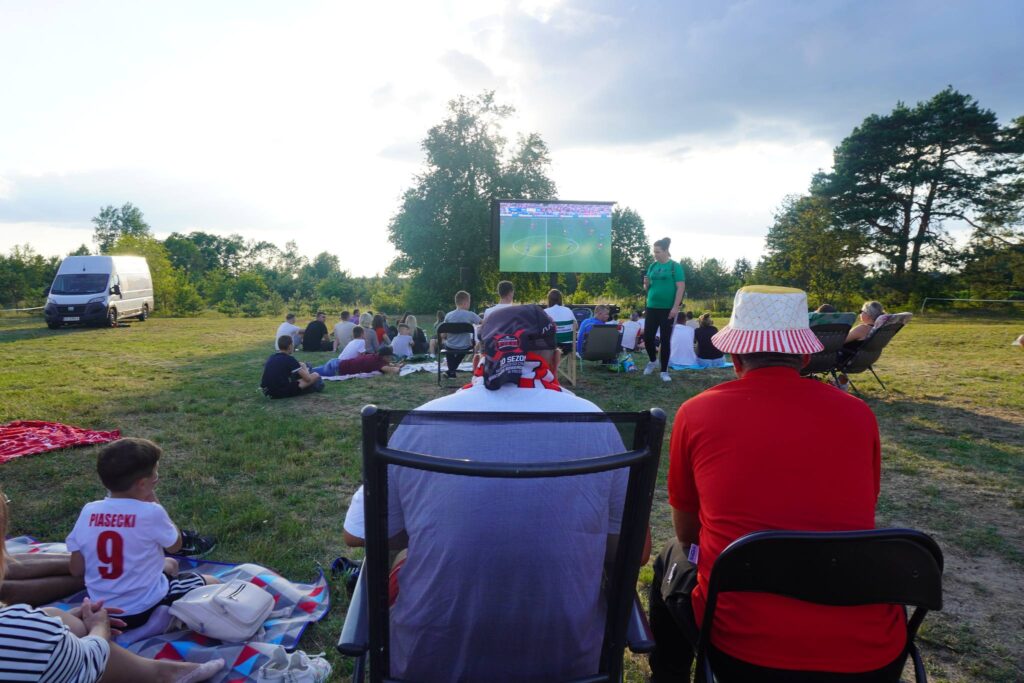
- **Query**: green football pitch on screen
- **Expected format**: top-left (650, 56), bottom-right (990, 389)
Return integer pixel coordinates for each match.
top-left (498, 214), bottom-right (612, 273)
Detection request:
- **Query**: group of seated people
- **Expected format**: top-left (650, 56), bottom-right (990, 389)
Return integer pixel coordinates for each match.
top-left (333, 291), bottom-right (911, 681)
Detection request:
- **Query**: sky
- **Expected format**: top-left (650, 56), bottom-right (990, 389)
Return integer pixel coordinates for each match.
top-left (1, 0), bottom-right (1021, 276)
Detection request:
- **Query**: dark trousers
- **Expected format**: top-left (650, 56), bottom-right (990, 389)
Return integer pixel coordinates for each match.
top-left (444, 348), bottom-right (470, 374)
top-left (648, 539), bottom-right (908, 683)
top-left (644, 308), bottom-right (674, 372)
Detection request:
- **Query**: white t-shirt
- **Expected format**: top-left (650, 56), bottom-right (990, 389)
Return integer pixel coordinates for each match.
top-left (620, 320), bottom-right (642, 350)
top-left (668, 324), bottom-right (698, 367)
top-left (66, 498), bottom-right (179, 615)
top-left (274, 322), bottom-right (302, 350)
top-left (392, 334), bottom-right (414, 358)
top-left (543, 304), bottom-right (575, 324)
top-left (343, 487), bottom-right (365, 539)
top-left (339, 338), bottom-right (366, 361)
top-left (482, 303), bottom-right (514, 319)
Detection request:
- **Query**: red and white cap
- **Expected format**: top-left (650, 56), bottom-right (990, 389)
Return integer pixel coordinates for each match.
top-left (711, 286), bottom-right (824, 355)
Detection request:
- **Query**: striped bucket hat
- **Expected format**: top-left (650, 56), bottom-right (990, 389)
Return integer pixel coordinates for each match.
top-left (711, 286), bottom-right (825, 355)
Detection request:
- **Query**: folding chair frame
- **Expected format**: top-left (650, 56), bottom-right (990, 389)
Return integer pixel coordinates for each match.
top-left (339, 406), bottom-right (667, 683)
top-left (578, 324), bottom-right (621, 378)
top-left (433, 321), bottom-right (476, 388)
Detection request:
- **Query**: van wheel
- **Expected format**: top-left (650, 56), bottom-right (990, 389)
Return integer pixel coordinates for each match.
top-left (107, 308), bottom-right (118, 327)
top-left (139, 304), bottom-right (149, 322)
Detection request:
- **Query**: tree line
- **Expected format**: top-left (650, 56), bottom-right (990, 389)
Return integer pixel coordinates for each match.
top-left (2, 87), bottom-right (1020, 316)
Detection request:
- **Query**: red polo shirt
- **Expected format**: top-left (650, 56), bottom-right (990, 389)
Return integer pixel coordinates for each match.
top-left (668, 366), bottom-right (905, 672)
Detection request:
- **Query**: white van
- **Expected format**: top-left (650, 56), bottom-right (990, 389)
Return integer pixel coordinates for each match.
top-left (44, 255), bottom-right (155, 328)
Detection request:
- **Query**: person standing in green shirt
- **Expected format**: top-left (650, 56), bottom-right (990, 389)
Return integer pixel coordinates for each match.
top-left (642, 237), bottom-right (686, 382)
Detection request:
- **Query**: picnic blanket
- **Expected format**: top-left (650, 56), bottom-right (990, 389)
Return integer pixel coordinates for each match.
top-left (322, 371), bottom-right (382, 381)
top-left (0, 421), bottom-right (120, 464)
top-left (399, 360), bottom-right (474, 377)
top-left (668, 362), bottom-right (734, 371)
top-left (6, 537), bottom-right (330, 683)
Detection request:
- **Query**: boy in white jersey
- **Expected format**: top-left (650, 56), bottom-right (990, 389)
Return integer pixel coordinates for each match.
top-left (66, 438), bottom-right (219, 630)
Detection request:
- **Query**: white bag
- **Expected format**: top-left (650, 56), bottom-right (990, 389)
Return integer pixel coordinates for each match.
top-left (169, 580), bottom-right (274, 642)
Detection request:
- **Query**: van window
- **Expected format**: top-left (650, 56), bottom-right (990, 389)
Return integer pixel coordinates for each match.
top-left (51, 274), bottom-right (108, 295)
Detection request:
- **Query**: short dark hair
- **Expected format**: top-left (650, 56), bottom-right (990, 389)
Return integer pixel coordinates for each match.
top-left (497, 281), bottom-right (514, 298)
top-left (547, 288), bottom-right (563, 307)
top-left (278, 335), bottom-right (293, 351)
top-left (685, 311), bottom-right (694, 319)
top-left (341, 310), bottom-right (350, 320)
top-left (352, 325), bottom-right (364, 338)
top-left (816, 304), bottom-right (837, 313)
top-left (98, 438), bottom-right (162, 492)
top-left (455, 290), bottom-right (470, 305)
top-left (676, 311), bottom-right (687, 324)
top-left (285, 313), bottom-right (296, 322)
top-left (316, 311), bottom-right (326, 317)
top-left (735, 352), bottom-right (803, 371)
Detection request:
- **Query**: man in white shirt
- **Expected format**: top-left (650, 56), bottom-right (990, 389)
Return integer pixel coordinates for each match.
top-left (482, 280), bottom-right (515, 319)
top-left (620, 312), bottom-right (643, 352)
top-left (543, 288), bottom-right (577, 353)
top-left (274, 313), bottom-right (303, 350)
top-left (338, 326), bottom-right (368, 361)
top-left (333, 311), bottom-right (357, 352)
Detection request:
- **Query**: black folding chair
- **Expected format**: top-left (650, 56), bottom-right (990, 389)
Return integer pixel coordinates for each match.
top-left (338, 406), bottom-right (667, 682)
top-left (434, 321), bottom-right (476, 387)
top-left (801, 323), bottom-right (853, 380)
top-left (579, 324), bottom-right (621, 376)
top-left (694, 529), bottom-right (944, 683)
top-left (836, 315), bottom-right (911, 395)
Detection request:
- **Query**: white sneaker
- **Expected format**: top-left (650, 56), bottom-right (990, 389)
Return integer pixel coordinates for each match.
top-left (257, 648), bottom-right (332, 682)
top-left (660, 372), bottom-right (672, 383)
top-left (643, 361), bottom-right (658, 375)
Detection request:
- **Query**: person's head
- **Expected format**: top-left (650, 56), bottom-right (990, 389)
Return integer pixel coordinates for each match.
top-left (630, 311), bottom-right (639, 321)
top-left (398, 323), bottom-right (410, 336)
top-left (98, 438), bottom-right (163, 498)
top-left (478, 305), bottom-right (560, 390)
top-left (316, 311), bottom-right (326, 322)
top-left (676, 311), bottom-right (687, 324)
top-left (711, 286), bottom-right (824, 379)
top-left (653, 237), bottom-right (672, 262)
top-left (816, 304), bottom-right (837, 313)
top-left (436, 309), bottom-right (445, 323)
top-left (372, 314), bottom-right (386, 330)
top-left (377, 345), bottom-right (394, 359)
top-left (277, 335), bottom-right (294, 353)
top-left (352, 307), bottom-right (360, 317)
top-left (340, 310), bottom-right (350, 321)
top-left (352, 325), bottom-right (365, 339)
top-left (686, 311), bottom-right (694, 320)
top-left (405, 315), bottom-right (418, 331)
top-left (547, 289), bottom-right (564, 307)
top-left (860, 301), bottom-right (885, 323)
top-left (455, 290), bottom-right (471, 309)
top-left (285, 313), bottom-right (296, 323)
top-left (699, 313), bottom-right (713, 328)
top-left (594, 305), bottom-right (610, 322)
top-left (402, 311), bottom-right (412, 324)
top-left (497, 280), bottom-right (515, 302)
top-left (359, 313), bottom-right (372, 327)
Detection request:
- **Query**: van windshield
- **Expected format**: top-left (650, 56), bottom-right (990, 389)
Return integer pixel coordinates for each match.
top-left (51, 274), bottom-right (109, 295)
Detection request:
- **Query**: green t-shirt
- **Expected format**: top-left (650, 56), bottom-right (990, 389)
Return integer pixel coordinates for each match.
top-left (646, 260), bottom-right (685, 309)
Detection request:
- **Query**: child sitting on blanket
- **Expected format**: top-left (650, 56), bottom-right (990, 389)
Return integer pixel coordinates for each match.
top-left (391, 324), bottom-right (414, 359)
top-left (66, 438), bottom-right (219, 630)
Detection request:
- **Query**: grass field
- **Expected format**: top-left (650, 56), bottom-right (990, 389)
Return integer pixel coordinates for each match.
top-left (499, 214), bottom-right (612, 272)
top-left (1, 312), bottom-right (1021, 681)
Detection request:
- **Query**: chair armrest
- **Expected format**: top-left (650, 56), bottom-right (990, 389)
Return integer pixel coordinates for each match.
top-left (626, 592), bottom-right (655, 654)
top-left (337, 565), bottom-right (369, 656)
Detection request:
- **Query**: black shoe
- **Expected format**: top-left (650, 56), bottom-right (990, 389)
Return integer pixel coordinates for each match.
top-left (331, 556), bottom-right (362, 596)
top-left (445, 370), bottom-right (457, 379)
top-left (174, 530), bottom-right (217, 557)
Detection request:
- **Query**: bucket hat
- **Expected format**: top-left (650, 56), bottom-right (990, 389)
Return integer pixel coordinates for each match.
top-left (711, 286), bottom-right (824, 355)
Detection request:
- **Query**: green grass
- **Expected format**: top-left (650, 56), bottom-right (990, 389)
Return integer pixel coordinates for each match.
top-left (1, 312), bottom-right (1022, 681)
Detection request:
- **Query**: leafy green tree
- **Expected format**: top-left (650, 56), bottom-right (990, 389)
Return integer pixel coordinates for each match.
top-left (108, 235), bottom-right (181, 314)
top-left (0, 245), bottom-right (59, 307)
top-left (388, 92), bottom-right (557, 311)
top-left (69, 244), bottom-right (92, 256)
top-left (813, 88), bottom-right (1020, 283)
top-left (731, 258), bottom-right (752, 285)
top-left (92, 203), bottom-right (152, 253)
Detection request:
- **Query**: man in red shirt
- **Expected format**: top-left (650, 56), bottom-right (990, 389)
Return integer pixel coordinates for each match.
top-left (648, 286), bottom-right (906, 682)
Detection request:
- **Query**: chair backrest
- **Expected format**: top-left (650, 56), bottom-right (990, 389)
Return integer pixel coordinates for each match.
top-left (808, 312), bottom-right (857, 327)
top-left (435, 321), bottom-right (476, 350)
top-left (553, 319), bottom-right (575, 345)
top-left (800, 323), bottom-right (853, 376)
top-left (841, 320), bottom-right (906, 374)
top-left (697, 529), bottom-right (943, 680)
top-left (582, 324), bottom-right (621, 361)
top-left (572, 306), bottom-right (594, 324)
top-left (359, 406), bottom-right (666, 683)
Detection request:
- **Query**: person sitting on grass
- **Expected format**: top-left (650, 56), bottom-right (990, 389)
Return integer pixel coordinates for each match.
top-left (372, 314), bottom-right (391, 347)
top-left (301, 312), bottom-right (332, 352)
top-left (261, 335), bottom-right (324, 399)
top-left (333, 311), bottom-right (356, 352)
top-left (684, 311), bottom-right (699, 329)
top-left (274, 313), bottom-right (303, 350)
top-left (337, 325), bottom-right (368, 361)
top-left (404, 315), bottom-right (430, 355)
top-left (391, 324), bottom-right (414, 359)
top-left (65, 438), bottom-right (220, 632)
top-left (314, 346), bottom-right (401, 378)
top-left (693, 313), bottom-right (726, 368)
top-left (1, 491), bottom-right (225, 683)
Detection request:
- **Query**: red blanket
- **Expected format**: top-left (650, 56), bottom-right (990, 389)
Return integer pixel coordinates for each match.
top-left (0, 421), bottom-right (120, 463)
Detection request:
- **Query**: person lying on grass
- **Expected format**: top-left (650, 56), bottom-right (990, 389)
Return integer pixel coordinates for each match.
top-left (313, 346), bottom-right (401, 378)
top-left (0, 490), bottom-right (224, 683)
top-left (66, 438), bottom-right (220, 632)
top-left (261, 335), bottom-right (324, 399)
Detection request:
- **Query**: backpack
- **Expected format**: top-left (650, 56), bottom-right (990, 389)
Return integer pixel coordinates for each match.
top-left (169, 580), bottom-right (275, 642)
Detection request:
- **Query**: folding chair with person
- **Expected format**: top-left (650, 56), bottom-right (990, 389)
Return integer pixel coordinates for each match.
top-left (579, 324), bottom-right (621, 376)
top-left (693, 529), bottom-right (944, 683)
top-left (552, 317), bottom-right (578, 386)
top-left (836, 313), bottom-right (912, 395)
top-left (801, 312), bottom-right (856, 380)
top-left (338, 405), bottom-right (666, 682)
top-left (434, 321), bottom-right (476, 387)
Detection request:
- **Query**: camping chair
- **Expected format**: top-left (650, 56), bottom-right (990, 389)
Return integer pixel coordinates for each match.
top-left (801, 313), bottom-right (856, 380)
top-left (579, 324), bottom-right (621, 376)
top-left (694, 529), bottom-right (944, 683)
top-left (836, 314), bottom-right (911, 396)
top-left (553, 318), bottom-right (578, 386)
top-left (338, 406), bottom-right (666, 682)
top-left (434, 321), bottom-right (476, 387)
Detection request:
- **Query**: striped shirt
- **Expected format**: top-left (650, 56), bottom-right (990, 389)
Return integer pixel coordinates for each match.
top-left (0, 604), bottom-right (109, 683)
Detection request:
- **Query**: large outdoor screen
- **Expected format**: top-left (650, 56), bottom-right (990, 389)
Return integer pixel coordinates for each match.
top-left (494, 200), bottom-right (614, 273)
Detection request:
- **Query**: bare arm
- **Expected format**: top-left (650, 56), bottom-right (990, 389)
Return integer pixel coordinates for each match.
top-left (69, 550), bottom-right (85, 578)
top-left (672, 506), bottom-right (700, 546)
top-left (846, 324), bottom-right (871, 344)
top-left (164, 528), bottom-right (183, 554)
top-left (670, 281), bottom-right (685, 318)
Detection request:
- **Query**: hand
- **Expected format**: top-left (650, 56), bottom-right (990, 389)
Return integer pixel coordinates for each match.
top-left (669, 306), bottom-right (679, 320)
top-left (80, 598), bottom-right (112, 640)
top-left (642, 275), bottom-right (650, 289)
